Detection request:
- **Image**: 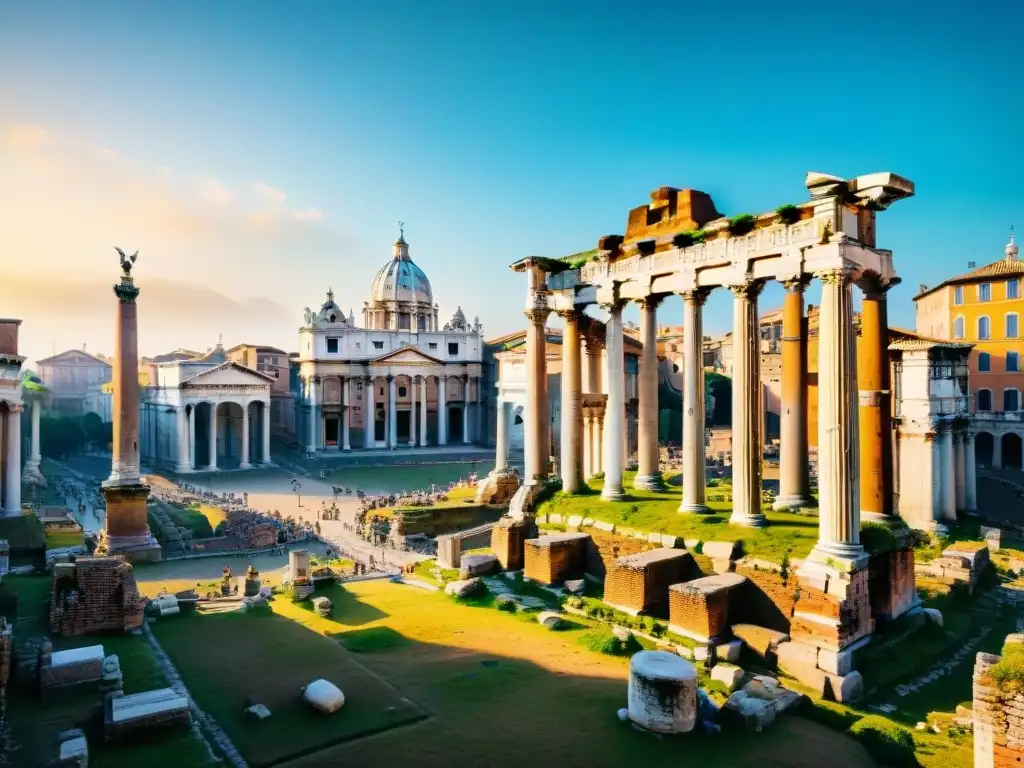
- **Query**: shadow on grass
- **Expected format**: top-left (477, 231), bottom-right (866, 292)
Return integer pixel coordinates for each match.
top-left (333, 625), bottom-right (413, 653)
top-left (296, 584), bottom-right (389, 626)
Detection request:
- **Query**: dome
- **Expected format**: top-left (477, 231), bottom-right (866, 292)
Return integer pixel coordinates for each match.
top-left (369, 236), bottom-right (433, 307)
top-left (1007, 227), bottom-right (1019, 260)
top-left (316, 288), bottom-right (347, 324)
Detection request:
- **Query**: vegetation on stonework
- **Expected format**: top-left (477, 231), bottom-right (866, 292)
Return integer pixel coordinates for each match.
top-left (775, 204), bottom-right (801, 225)
top-left (848, 716), bottom-right (918, 768)
top-left (859, 521), bottom-right (900, 555)
top-left (672, 229), bottom-right (707, 248)
top-left (537, 471), bottom-right (819, 561)
top-left (579, 627), bottom-right (643, 656)
top-left (991, 639), bottom-right (1024, 691)
top-left (44, 527), bottom-right (85, 549)
top-left (726, 214), bottom-right (757, 236)
top-left (560, 248), bottom-right (599, 269)
top-left (412, 558), bottom-right (459, 585)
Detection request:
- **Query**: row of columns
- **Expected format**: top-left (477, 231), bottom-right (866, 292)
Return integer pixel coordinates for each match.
top-left (305, 373), bottom-right (477, 453)
top-left (176, 402), bottom-right (271, 472)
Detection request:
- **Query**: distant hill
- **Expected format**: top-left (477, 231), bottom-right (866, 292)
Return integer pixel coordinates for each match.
top-left (0, 274), bottom-right (298, 364)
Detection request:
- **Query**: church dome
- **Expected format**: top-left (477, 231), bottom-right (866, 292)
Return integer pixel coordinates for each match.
top-left (369, 235), bottom-right (434, 307)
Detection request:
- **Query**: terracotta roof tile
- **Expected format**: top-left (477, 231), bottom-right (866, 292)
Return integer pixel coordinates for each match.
top-left (916, 257), bottom-right (1024, 299)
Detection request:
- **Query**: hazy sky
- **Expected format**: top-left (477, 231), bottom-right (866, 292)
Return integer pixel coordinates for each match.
top-left (2, 2), bottom-right (1022, 365)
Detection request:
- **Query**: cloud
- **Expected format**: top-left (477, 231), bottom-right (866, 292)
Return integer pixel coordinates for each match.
top-left (197, 177), bottom-right (235, 205)
top-left (291, 208), bottom-right (324, 222)
top-left (252, 181), bottom-right (288, 207)
top-left (2, 123), bottom-right (50, 151)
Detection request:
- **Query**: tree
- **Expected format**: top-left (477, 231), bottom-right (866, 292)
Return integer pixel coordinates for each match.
top-left (705, 372), bottom-right (731, 426)
top-left (40, 416), bottom-right (87, 459)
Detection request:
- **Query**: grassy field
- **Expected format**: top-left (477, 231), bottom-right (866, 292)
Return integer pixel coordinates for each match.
top-left (370, 485), bottom-right (479, 519)
top-left (151, 608), bottom-right (426, 767)
top-left (3, 576), bottom-right (215, 768)
top-left (539, 472), bottom-right (819, 560)
top-left (323, 462), bottom-right (491, 493)
top-left (44, 527), bottom-right (85, 549)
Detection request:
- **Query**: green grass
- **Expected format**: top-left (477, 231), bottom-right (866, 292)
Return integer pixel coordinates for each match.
top-left (2, 575), bottom-right (216, 767)
top-left (538, 471), bottom-right (819, 560)
top-left (322, 462), bottom-right (492, 494)
top-left (578, 627), bottom-right (642, 656)
top-left (991, 637), bottom-right (1024, 691)
top-left (45, 527), bottom-right (85, 549)
top-left (413, 559), bottom-right (459, 584)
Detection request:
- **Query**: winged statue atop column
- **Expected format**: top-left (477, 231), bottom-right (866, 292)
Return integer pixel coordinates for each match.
top-left (115, 247), bottom-right (139, 276)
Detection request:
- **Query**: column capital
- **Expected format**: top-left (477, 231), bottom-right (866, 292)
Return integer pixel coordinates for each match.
top-left (386, 374), bottom-right (395, 382)
top-left (781, 276), bottom-right (812, 293)
top-left (635, 295), bottom-right (664, 311)
top-left (583, 333), bottom-right (606, 351)
top-left (728, 279), bottom-right (765, 299)
top-left (598, 298), bottom-right (626, 313)
top-left (815, 267), bottom-right (855, 286)
top-left (555, 308), bottom-right (583, 323)
top-left (679, 287), bottom-right (711, 306)
top-left (856, 273), bottom-right (902, 298)
top-left (524, 308), bottom-right (550, 324)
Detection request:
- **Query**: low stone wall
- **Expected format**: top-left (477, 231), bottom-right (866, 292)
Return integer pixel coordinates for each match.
top-left (436, 523), bottom-right (496, 569)
top-left (393, 504), bottom-right (504, 538)
top-left (973, 637), bottom-right (1024, 768)
top-left (524, 533), bottom-right (590, 586)
top-left (731, 560), bottom-right (800, 634)
top-left (604, 549), bottom-right (698, 617)
top-left (491, 517), bottom-right (534, 571)
top-left (668, 574), bottom-right (746, 643)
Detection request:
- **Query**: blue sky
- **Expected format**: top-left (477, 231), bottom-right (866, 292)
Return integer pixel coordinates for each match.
top-left (1, 1), bottom-right (1021, 360)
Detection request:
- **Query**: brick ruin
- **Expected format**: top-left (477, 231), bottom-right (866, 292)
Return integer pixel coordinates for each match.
top-left (668, 573), bottom-right (747, 643)
top-left (973, 635), bottom-right (1024, 768)
top-left (918, 540), bottom-right (991, 591)
top-left (604, 549), bottom-right (698, 616)
top-left (524, 533), bottom-right (590, 585)
top-left (490, 516), bottom-right (535, 571)
top-left (49, 557), bottom-right (146, 637)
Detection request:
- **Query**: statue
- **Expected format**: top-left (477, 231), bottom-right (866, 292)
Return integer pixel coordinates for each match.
top-left (303, 307), bottom-right (315, 325)
top-left (114, 247), bottom-right (139, 276)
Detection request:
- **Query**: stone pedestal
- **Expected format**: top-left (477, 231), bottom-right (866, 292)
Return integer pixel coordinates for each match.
top-left (100, 484), bottom-right (162, 562)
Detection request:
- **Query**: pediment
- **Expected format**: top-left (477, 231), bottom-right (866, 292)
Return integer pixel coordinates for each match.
top-left (181, 362), bottom-right (272, 388)
top-left (38, 350), bottom-right (110, 367)
top-left (370, 346), bottom-right (443, 366)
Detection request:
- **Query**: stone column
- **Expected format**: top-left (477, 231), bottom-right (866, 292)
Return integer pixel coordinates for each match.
top-left (341, 378), bottom-right (351, 450)
top-left (3, 407), bottom-right (21, 516)
top-left (262, 401), bottom-right (272, 462)
top-left (238, 403), bottom-right (250, 468)
top-left (680, 289), bottom-right (710, 513)
top-left (437, 376), bottom-right (447, 445)
top-left (209, 403), bottom-right (219, 469)
top-left (307, 376), bottom-right (318, 453)
top-left (954, 429), bottom-right (966, 511)
top-left (25, 398), bottom-right (41, 475)
top-left (584, 335), bottom-right (604, 394)
top-left (808, 269), bottom-right (864, 564)
top-left (581, 411), bottom-right (592, 479)
top-left (964, 434), bottom-right (977, 511)
top-left (993, 434), bottom-right (1002, 470)
top-left (107, 274), bottom-right (142, 486)
top-left (188, 406), bottom-right (196, 469)
top-left (495, 400), bottom-right (510, 472)
top-left (409, 376), bottom-right (418, 447)
top-left (595, 410), bottom-right (604, 479)
top-left (364, 375), bottom-right (374, 448)
top-left (857, 276), bottom-right (895, 520)
top-left (524, 308), bottom-right (550, 482)
top-left (634, 297), bottom-right (662, 490)
top-left (419, 376), bottom-right (428, 447)
top-left (388, 375), bottom-right (397, 448)
top-left (940, 425), bottom-right (956, 521)
top-left (176, 407), bottom-right (190, 472)
top-left (601, 301), bottom-right (625, 500)
top-left (559, 309), bottom-right (584, 493)
top-left (775, 278), bottom-right (810, 510)
top-left (462, 375), bottom-right (471, 444)
top-left (728, 281), bottom-right (766, 527)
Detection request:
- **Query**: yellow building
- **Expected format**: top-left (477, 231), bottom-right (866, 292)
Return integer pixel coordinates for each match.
top-left (915, 231), bottom-right (1024, 415)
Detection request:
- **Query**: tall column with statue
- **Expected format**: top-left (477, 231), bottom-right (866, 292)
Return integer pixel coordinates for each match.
top-left (100, 249), bottom-right (161, 561)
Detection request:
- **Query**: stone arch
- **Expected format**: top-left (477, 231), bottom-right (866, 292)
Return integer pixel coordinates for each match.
top-left (443, 374), bottom-right (467, 442)
top-left (1002, 432), bottom-right (1023, 471)
top-left (246, 400), bottom-right (268, 463)
top-left (975, 431), bottom-right (994, 467)
top-left (216, 401), bottom-right (246, 468)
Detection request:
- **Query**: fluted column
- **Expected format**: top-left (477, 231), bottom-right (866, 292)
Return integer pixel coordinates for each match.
top-left (680, 289), bottom-right (710, 513)
top-left (462, 375), bottom-right (471, 444)
top-left (409, 376), bottom-right (418, 447)
top-left (809, 269), bottom-right (864, 564)
top-left (584, 335), bottom-right (604, 394)
top-left (601, 300), bottom-right (625, 500)
top-left (262, 401), bottom-right (271, 462)
top-left (209, 403), bottom-right (219, 470)
top-left (306, 376), bottom-right (318, 453)
top-left (634, 297), bottom-right (663, 490)
top-left (176, 407), bottom-right (190, 472)
top-left (595, 410), bottom-right (604, 479)
top-left (582, 412), bottom-right (592, 479)
top-left (419, 376), bottom-right (428, 447)
top-left (964, 434), bottom-right (977, 511)
top-left (857, 276), bottom-right (895, 520)
top-left (728, 281), bottom-right (765, 527)
top-left (388, 375), bottom-right (397, 448)
top-left (495, 400), bottom-right (510, 472)
top-left (940, 424), bottom-right (956, 521)
top-left (438, 376), bottom-right (448, 446)
top-left (25, 398), bottom-right (41, 474)
top-left (775, 278), bottom-right (810, 510)
top-left (341, 377), bottom-right (351, 450)
top-left (239, 403), bottom-right (251, 468)
top-left (524, 308), bottom-right (550, 482)
top-left (188, 406), bottom-right (196, 469)
top-left (954, 429), bottom-right (966, 511)
top-left (559, 309), bottom-right (584, 493)
top-left (3, 407), bottom-right (22, 515)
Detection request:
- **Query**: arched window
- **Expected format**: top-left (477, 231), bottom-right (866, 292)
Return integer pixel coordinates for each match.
top-left (978, 316), bottom-right (991, 340)
top-left (978, 389), bottom-right (993, 411)
top-left (953, 315), bottom-right (965, 339)
top-left (978, 352), bottom-right (991, 372)
top-left (1005, 389), bottom-right (1020, 412)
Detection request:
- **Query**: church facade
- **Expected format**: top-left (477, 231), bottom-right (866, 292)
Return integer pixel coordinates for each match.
top-left (295, 233), bottom-right (484, 452)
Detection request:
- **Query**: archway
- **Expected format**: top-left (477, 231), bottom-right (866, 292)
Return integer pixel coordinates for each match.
top-left (217, 402), bottom-right (245, 468)
top-left (395, 374), bottom-right (414, 445)
top-left (193, 402), bottom-right (214, 468)
top-left (247, 401), bottom-right (268, 463)
top-left (1002, 433), bottom-right (1023, 471)
top-left (448, 405), bottom-right (464, 443)
top-left (975, 432), bottom-right (994, 468)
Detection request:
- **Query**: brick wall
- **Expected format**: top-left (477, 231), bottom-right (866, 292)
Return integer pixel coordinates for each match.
top-left (790, 567), bottom-right (873, 652)
top-left (491, 517), bottom-right (533, 571)
top-left (49, 557), bottom-right (146, 637)
top-left (604, 550), bottom-right (699, 616)
top-left (732, 562), bottom-right (799, 633)
top-left (40, 658), bottom-right (103, 689)
top-left (868, 548), bottom-right (917, 623)
top-left (581, 529), bottom-right (658, 581)
top-left (974, 643), bottom-right (1024, 768)
top-left (524, 534), bottom-right (589, 585)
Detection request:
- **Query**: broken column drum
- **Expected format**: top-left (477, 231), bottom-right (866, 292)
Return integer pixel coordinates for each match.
top-left (627, 650), bottom-right (699, 734)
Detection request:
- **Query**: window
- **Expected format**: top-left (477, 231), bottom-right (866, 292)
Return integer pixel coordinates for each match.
top-left (1005, 389), bottom-right (1020, 412)
top-left (954, 285), bottom-right (963, 305)
top-left (979, 352), bottom-right (991, 372)
top-left (373, 341), bottom-right (384, 350)
top-left (1008, 313), bottom-right (1019, 339)
top-left (979, 283), bottom-right (992, 302)
top-left (418, 315), bottom-right (427, 331)
top-left (428, 342), bottom-right (438, 350)
top-left (448, 342), bottom-right (459, 355)
top-left (398, 386), bottom-right (407, 397)
top-left (1010, 279), bottom-right (1020, 300)
top-left (978, 389), bottom-right (993, 411)
top-left (953, 315), bottom-right (965, 339)
top-left (978, 316), bottom-right (991, 340)
top-left (1009, 351), bottom-right (1021, 373)
top-left (326, 338), bottom-right (338, 354)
